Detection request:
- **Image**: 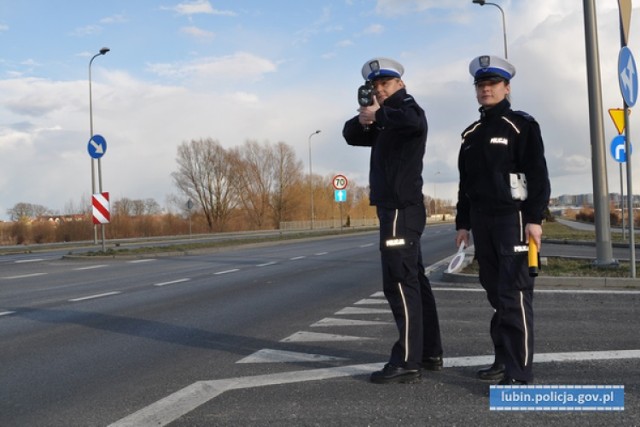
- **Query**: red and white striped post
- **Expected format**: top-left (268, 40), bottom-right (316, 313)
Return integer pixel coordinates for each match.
top-left (92, 192), bottom-right (110, 251)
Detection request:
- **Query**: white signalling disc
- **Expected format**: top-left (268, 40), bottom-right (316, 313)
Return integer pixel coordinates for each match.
top-left (446, 242), bottom-right (467, 274)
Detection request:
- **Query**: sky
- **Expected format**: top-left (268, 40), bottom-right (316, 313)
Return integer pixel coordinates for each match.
top-left (0, 0), bottom-right (637, 220)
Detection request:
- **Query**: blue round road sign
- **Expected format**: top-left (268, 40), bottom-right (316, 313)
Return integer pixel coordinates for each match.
top-left (610, 134), bottom-right (632, 163)
top-left (88, 134), bottom-right (107, 159)
top-left (618, 46), bottom-right (638, 107)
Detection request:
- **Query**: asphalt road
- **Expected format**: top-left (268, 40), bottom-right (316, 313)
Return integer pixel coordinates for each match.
top-left (1, 223), bottom-right (638, 426)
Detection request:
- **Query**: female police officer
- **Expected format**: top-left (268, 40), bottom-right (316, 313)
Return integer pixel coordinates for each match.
top-left (343, 57), bottom-right (443, 384)
top-left (455, 55), bottom-right (550, 385)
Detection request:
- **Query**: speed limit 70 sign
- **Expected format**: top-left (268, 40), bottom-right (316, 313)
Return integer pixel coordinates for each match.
top-left (333, 174), bottom-right (348, 190)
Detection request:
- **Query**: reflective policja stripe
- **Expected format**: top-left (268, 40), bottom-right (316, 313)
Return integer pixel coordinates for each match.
top-left (519, 291), bottom-right (529, 366)
top-left (398, 282), bottom-right (410, 362)
top-left (392, 208), bottom-right (410, 362)
top-left (518, 210), bottom-right (529, 366)
top-left (392, 209), bottom-right (399, 237)
top-left (518, 210), bottom-right (523, 242)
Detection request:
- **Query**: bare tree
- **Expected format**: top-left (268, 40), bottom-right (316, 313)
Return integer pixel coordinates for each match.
top-left (132, 199), bottom-right (147, 216)
top-left (231, 140), bottom-right (275, 229)
top-left (172, 138), bottom-right (237, 231)
top-left (113, 198), bottom-right (134, 217)
top-left (144, 198), bottom-right (161, 215)
top-left (270, 141), bottom-right (304, 227)
top-left (7, 202), bottom-right (51, 221)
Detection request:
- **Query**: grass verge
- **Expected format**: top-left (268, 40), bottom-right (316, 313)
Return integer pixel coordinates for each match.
top-left (460, 220), bottom-right (634, 278)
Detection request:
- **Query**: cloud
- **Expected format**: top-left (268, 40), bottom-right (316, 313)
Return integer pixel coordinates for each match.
top-left (146, 52), bottom-right (277, 84)
top-left (181, 26), bottom-right (215, 40)
top-left (100, 14), bottom-right (128, 24)
top-left (336, 39), bottom-right (354, 48)
top-left (162, 0), bottom-right (236, 17)
top-left (70, 25), bottom-right (102, 37)
top-left (1, 78), bottom-right (83, 118)
top-left (363, 24), bottom-right (384, 35)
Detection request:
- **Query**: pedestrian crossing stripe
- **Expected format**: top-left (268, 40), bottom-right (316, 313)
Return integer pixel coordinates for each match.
top-left (354, 298), bottom-right (387, 305)
top-left (311, 317), bottom-right (391, 327)
top-left (280, 331), bottom-right (373, 342)
top-left (334, 307), bottom-right (391, 315)
top-left (236, 349), bottom-right (348, 364)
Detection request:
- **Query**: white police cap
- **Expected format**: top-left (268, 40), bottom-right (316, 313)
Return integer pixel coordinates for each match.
top-left (469, 55), bottom-right (515, 83)
top-left (361, 57), bottom-right (404, 81)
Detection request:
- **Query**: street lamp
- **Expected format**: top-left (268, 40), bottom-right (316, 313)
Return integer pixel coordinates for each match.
top-left (89, 47), bottom-right (109, 245)
top-left (472, 0), bottom-right (508, 59)
top-left (308, 129), bottom-right (321, 229)
top-left (433, 171), bottom-right (441, 216)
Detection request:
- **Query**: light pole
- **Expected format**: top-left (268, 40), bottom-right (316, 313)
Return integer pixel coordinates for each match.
top-left (433, 171), bottom-right (441, 216)
top-left (308, 129), bottom-right (321, 229)
top-left (472, 0), bottom-right (508, 59)
top-left (89, 47), bottom-right (109, 245)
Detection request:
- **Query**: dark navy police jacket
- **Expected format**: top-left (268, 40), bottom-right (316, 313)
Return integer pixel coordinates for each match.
top-left (455, 98), bottom-right (551, 229)
top-left (343, 88), bottom-right (427, 210)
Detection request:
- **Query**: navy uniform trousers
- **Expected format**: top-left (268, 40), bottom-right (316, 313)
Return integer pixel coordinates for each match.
top-left (377, 204), bottom-right (442, 370)
top-left (471, 209), bottom-right (534, 382)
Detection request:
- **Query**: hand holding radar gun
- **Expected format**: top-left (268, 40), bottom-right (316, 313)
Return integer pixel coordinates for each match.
top-left (357, 80), bottom-right (374, 131)
top-left (528, 239), bottom-right (539, 277)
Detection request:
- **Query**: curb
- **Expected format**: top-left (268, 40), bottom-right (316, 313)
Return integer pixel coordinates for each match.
top-left (441, 271), bottom-right (640, 289)
top-left (439, 242), bottom-right (640, 289)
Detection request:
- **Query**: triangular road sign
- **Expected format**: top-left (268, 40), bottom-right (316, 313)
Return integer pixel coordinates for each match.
top-left (609, 108), bottom-right (631, 134)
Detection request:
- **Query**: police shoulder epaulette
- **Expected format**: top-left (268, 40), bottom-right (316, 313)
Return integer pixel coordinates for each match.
top-left (512, 110), bottom-right (536, 122)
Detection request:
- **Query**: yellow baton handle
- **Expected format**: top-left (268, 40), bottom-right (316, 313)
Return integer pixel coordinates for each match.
top-left (528, 239), bottom-right (539, 277)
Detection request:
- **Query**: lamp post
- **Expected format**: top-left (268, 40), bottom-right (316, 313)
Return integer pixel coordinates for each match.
top-left (308, 129), bottom-right (321, 229)
top-left (433, 171), bottom-right (441, 216)
top-left (472, 0), bottom-right (508, 59)
top-left (89, 47), bottom-right (109, 245)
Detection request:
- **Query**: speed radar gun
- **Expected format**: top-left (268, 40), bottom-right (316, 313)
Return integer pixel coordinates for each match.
top-left (358, 80), bottom-right (374, 131)
top-left (528, 239), bottom-right (539, 277)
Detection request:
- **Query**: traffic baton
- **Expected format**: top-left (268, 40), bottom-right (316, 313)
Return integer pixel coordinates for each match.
top-left (528, 239), bottom-right (539, 277)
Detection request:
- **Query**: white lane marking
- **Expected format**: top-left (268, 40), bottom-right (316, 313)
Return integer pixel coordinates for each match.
top-left (128, 259), bottom-right (156, 264)
top-left (314, 252), bottom-right (328, 256)
top-left (354, 298), bottom-right (387, 305)
top-left (371, 291), bottom-right (384, 298)
top-left (311, 317), bottom-right (392, 327)
top-left (74, 265), bottom-right (108, 271)
top-left (154, 278), bottom-right (191, 287)
top-left (109, 349), bottom-right (640, 427)
top-left (290, 256), bottom-right (305, 260)
top-left (432, 287), bottom-right (640, 295)
top-left (533, 349), bottom-right (640, 363)
top-left (335, 307), bottom-right (391, 315)
top-left (214, 269), bottom-right (239, 275)
top-left (280, 331), bottom-right (373, 342)
top-left (237, 349), bottom-right (348, 364)
top-left (536, 289), bottom-right (640, 295)
top-left (69, 291), bottom-right (122, 302)
top-left (15, 258), bottom-right (45, 263)
top-left (0, 311), bottom-right (16, 317)
top-left (256, 261), bottom-right (276, 267)
top-left (359, 243), bottom-right (374, 248)
top-left (108, 364), bottom-right (380, 427)
top-left (3, 273), bottom-right (48, 279)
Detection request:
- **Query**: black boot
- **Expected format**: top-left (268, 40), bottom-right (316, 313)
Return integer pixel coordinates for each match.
top-left (476, 362), bottom-right (505, 381)
top-left (370, 363), bottom-right (421, 384)
top-left (422, 355), bottom-right (443, 371)
top-left (498, 377), bottom-right (528, 385)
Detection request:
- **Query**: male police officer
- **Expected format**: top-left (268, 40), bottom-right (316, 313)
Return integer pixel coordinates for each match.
top-left (455, 55), bottom-right (550, 385)
top-left (343, 57), bottom-right (443, 384)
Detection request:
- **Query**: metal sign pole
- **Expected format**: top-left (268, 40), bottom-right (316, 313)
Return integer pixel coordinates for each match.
top-left (624, 105), bottom-right (635, 277)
